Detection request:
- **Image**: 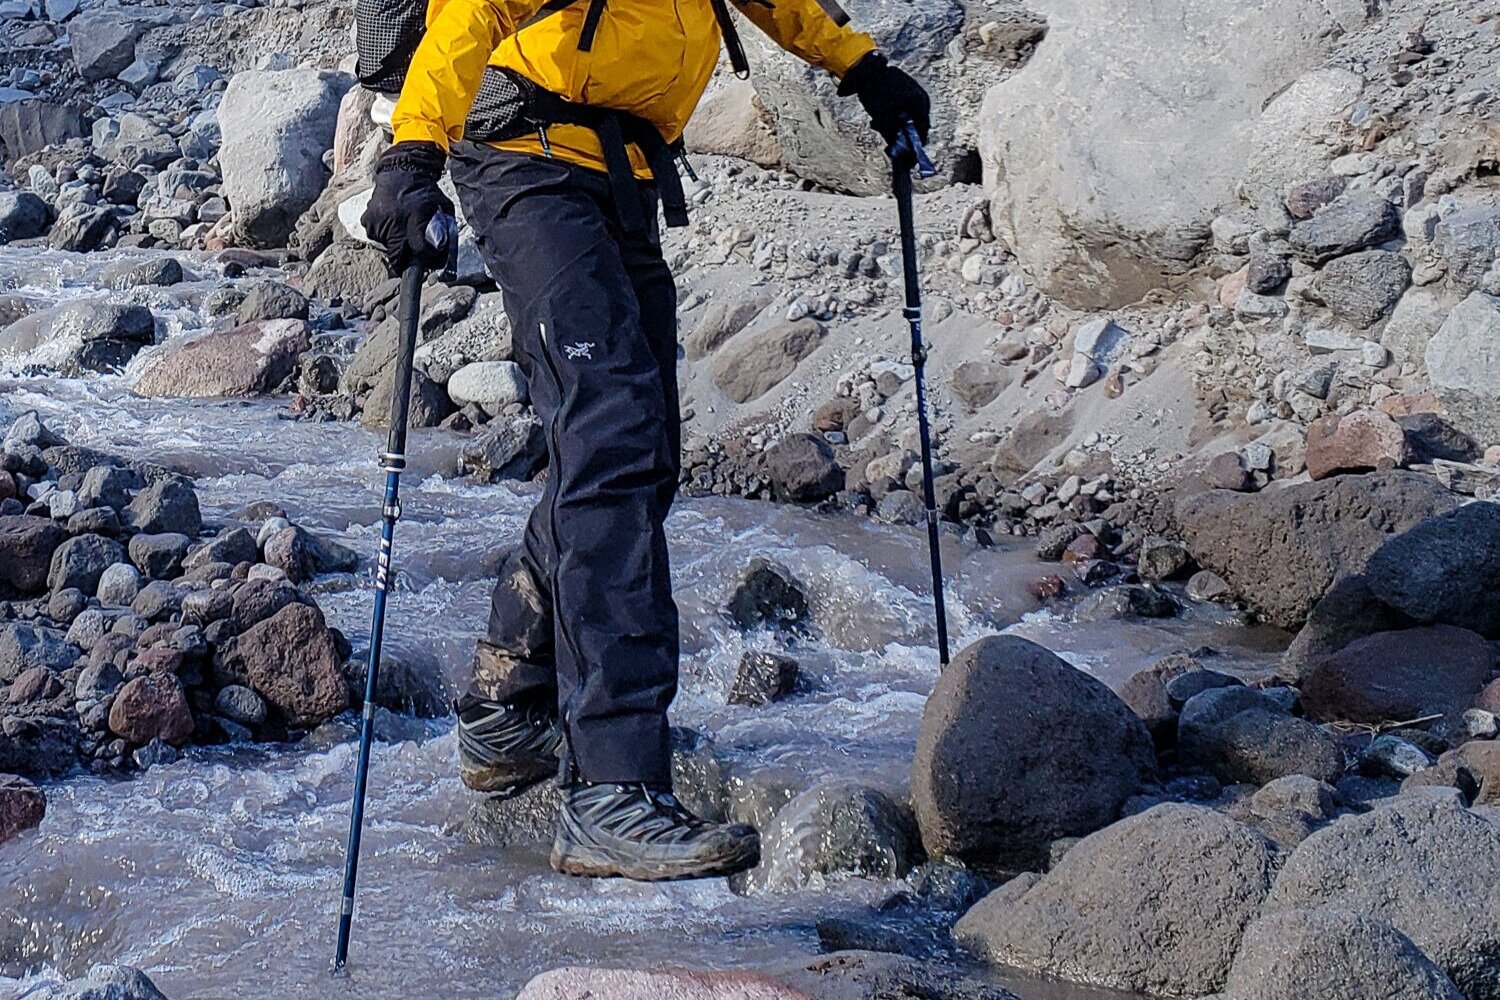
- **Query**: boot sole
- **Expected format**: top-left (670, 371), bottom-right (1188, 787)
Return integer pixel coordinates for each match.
top-left (460, 755), bottom-right (558, 795)
top-left (549, 839), bottom-right (761, 882)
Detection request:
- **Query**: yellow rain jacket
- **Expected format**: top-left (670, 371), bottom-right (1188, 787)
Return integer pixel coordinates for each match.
top-left (390, 0), bottom-right (876, 177)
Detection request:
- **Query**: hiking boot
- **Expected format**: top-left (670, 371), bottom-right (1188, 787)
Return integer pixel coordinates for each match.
top-left (550, 782), bottom-right (761, 881)
top-left (456, 693), bottom-right (563, 793)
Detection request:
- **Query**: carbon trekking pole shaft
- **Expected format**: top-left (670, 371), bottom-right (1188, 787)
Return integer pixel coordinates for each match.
top-left (889, 124), bottom-right (950, 667)
top-left (334, 260), bottom-right (424, 974)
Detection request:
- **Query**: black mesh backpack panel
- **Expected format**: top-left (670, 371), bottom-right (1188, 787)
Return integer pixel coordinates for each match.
top-left (356, 0), bottom-right (430, 94)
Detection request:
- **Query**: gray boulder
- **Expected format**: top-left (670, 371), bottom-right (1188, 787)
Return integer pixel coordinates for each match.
top-left (133, 320), bottom-right (310, 398)
top-left (1264, 796), bottom-right (1500, 1000)
top-left (445, 360), bottom-right (527, 412)
top-left (29, 963), bottom-right (168, 1000)
top-left (911, 635), bottom-right (1157, 869)
top-left (1301, 626), bottom-right (1493, 724)
top-left (955, 803), bottom-right (1278, 997)
top-left (457, 414), bottom-right (546, 483)
top-left (979, 0), bottom-right (1367, 309)
top-left (219, 68), bottom-right (352, 247)
top-left (763, 433), bottom-right (843, 503)
top-left (91, 113), bottom-right (177, 170)
top-left (1435, 205), bottom-right (1500, 296)
top-left (234, 280), bottom-right (309, 323)
top-left (69, 12), bottom-right (142, 82)
top-left (1308, 250), bottom-right (1411, 327)
top-left (1173, 472), bottom-right (1458, 630)
top-left (47, 203), bottom-right (115, 254)
top-left (711, 319), bottom-right (825, 403)
top-left (1363, 498), bottom-right (1500, 642)
top-left (0, 622), bottom-right (79, 682)
top-left (124, 479), bottom-right (201, 536)
top-left (0, 515), bottom-right (66, 593)
top-left (1288, 192), bottom-right (1401, 265)
top-left (746, 780), bottom-right (919, 892)
top-left (0, 98), bottom-right (86, 164)
top-left (47, 534), bottom-right (125, 595)
top-left (0, 191), bottom-right (51, 243)
top-left (1425, 293), bottom-right (1500, 443)
top-left (1215, 909), bottom-right (1463, 1000)
top-left (0, 300), bottom-right (154, 373)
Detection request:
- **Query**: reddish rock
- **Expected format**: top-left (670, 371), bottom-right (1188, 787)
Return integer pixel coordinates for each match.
top-left (1028, 575), bottom-right (1066, 601)
top-left (6, 666), bottom-right (59, 704)
top-left (237, 602), bottom-right (349, 726)
top-left (1478, 678), bottom-right (1500, 715)
top-left (1302, 626), bottom-right (1493, 724)
top-left (1061, 533), bottom-right (1101, 566)
top-left (1218, 266), bottom-right (1249, 309)
top-left (0, 774), bottom-right (45, 844)
top-left (1402, 740), bottom-right (1500, 806)
top-left (130, 646), bottom-right (186, 677)
top-left (517, 967), bottom-right (809, 1000)
top-left (0, 471), bottom-right (15, 501)
top-left (1202, 452), bottom-right (1253, 492)
top-left (1305, 410), bottom-right (1408, 481)
top-left (108, 673), bottom-right (195, 745)
top-left (1376, 391), bottom-right (1444, 419)
top-left (0, 515), bottom-right (67, 594)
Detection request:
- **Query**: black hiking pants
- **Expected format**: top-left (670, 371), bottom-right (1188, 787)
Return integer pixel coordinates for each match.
top-left (449, 142), bottom-right (680, 787)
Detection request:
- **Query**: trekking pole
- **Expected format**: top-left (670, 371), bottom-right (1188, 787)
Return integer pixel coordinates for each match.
top-left (888, 123), bottom-right (950, 667)
top-left (333, 249), bottom-right (430, 974)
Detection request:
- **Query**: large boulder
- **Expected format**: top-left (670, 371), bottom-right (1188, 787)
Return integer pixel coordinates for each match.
top-left (745, 780), bottom-right (919, 892)
top-left (232, 602), bottom-right (349, 726)
top-left (954, 804), bottom-right (1279, 997)
top-left (28, 964), bottom-right (168, 1000)
top-left (1426, 293), bottom-right (1500, 443)
top-left (1301, 626), bottom-right (1493, 724)
top-left (742, 0), bottom-right (962, 196)
top-left (107, 673), bottom-right (195, 746)
top-left (69, 11), bottom-right (143, 81)
top-left (0, 515), bottom-right (66, 593)
top-left (979, 0), bottom-right (1367, 309)
top-left (1173, 472), bottom-right (1458, 630)
top-left (219, 68), bottom-right (352, 247)
top-left (1264, 796), bottom-right (1500, 1000)
top-left (0, 300), bottom-right (155, 373)
top-left (132, 319), bottom-right (310, 398)
top-left (1214, 909), bottom-right (1464, 1000)
top-left (911, 635), bottom-right (1157, 869)
top-left (1364, 502), bottom-right (1500, 638)
top-left (711, 319), bottom-right (825, 403)
top-left (0, 99), bottom-right (86, 164)
top-left (0, 191), bottom-right (51, 244)
top-left (47, 534), bottom-right (124, 595)
top-left (1304, 409), bottom-right (1408, 480)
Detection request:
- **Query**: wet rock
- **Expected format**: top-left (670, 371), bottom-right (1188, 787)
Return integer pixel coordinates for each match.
top-left (262, 526), bottom-right (316, 583)
top-left (1307, 250), bottom-right (1411, 327)
top-left (763, 433), bottom-right (843, 503)
top-left (47, 534), bottom-right (125, 596)
top-left (108, 673), bottom-right (194, 746)
top-left (1075, 584), bottom-right (1176, 620)
top-left (214, 684), bottom-right (267, 727)
top-left (0, 300), bottom-right (154, 373)
top-left (46, 204), bottom-right (116, 255)
top-left (0, 191), bottom-right (51, 244)
top-left (711, 319), bottom-right (825, 403)
top-left (728, 650), bottom-right (799, 707)
top-left (463, 780), bottom-right (563, 848)
top-left (746, 780), bottom-right (919, 892)
top-left (234, 602), bottom-right (349, 726)
top-left (1247, 774), bottom-right (1339, 846)
top-left (133, 319), bottom-right (311, 399)
top-left (1288, 192), bottom-right (1400, 265)
top-left (0, 773), bottom-right (45, 844)
top-left (726, 558), bottom-right (808, 631)
top-left (95, 562), bottom-right (142, 607)
top-left (100, 257), bottom-right (182, 290)
top-left (955, 804), bottom-right (1277, 997)
top-left (911, 635), bottom-right (1157, 869)
top-left (446, 361), bottom-right (528, 412)
top-left (1216, 908), bottom-right (1464, 1000)
top-left (70, 11), bottom-right (142, 81)
top-left (219, 68), bottom-right (352, 247)
top-left (457, 413), bottom-right (546, 483)
top-left (124, 478), bottom-right (201, 536)
top-left (235, 280), bottom-right (309, 324)
top-left (515, 965), bottom-right (811, 1000)
top-left (1136, 537), bottom-right (1190, 581)
top-left (1402, 741), bottom-right (1500, 807)
top-left (1174, 471), bottom-right (1457, 629)
top-left (127, 532), bottom-right (191, 579)
top-left (28, 963), bottom-right (169, 1000)
top-left (1263, 796), bottom-right (1500, 1000)
top-left (1305, 409), bottom-right (1407, 480)
top-left (1365, 502), bottom-right (1500, 638)
top-left (0, 515), bottom-right (65, 593)
top-left (1302, 626), bottom-right (1492, 724)
top-left (875, 490), bottom-right (924, 525)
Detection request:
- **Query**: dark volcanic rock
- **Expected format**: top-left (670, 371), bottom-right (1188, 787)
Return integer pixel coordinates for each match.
top-left (726, 558), bottom-right (809, 631)
top-left (233, 602), bottom-right (349, 726)
top-left (1365, 502), bottom-right (1500, 638)
top-left (125, 478), bottom-right (202, 536)
top-left (0, 773), bottom-right (46, 845)
top-left (1301, 625), bottom-right (1493, 724)
top-left (0, 515), bottom-right (66, 593)
top-left (46, 533), bottom-right (125, 596)
top-left (728, 650), bottom-right (800, 706)
top-left (911, 635), bottom-right (1157, 869)
top-left (108, 673), bottom-right (195, 745)
top-left (1174, 472), bottom-right (1457, 629)
top-left (746, 780), bottom-right (919, 891)
top-left (763, 433), bottom-right (844, 503)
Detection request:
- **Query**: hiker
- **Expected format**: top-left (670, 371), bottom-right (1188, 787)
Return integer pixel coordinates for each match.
top-left (360, 0), bottom-right (930, 882)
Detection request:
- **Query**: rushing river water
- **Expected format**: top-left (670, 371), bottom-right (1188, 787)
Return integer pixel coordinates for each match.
top-left (0, 249), bottom-right (1283, 999)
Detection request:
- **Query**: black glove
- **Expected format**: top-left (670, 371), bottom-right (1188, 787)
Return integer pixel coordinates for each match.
top-left (361, 141), bottom-right (456, 274)
top-left (838, 52), bottom-right (931, 147)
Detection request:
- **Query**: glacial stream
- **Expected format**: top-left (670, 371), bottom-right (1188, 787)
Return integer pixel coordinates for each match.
top-left (0, 249), bottom-right (1283, 999)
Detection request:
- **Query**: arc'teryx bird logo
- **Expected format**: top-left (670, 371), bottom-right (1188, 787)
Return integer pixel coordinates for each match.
top-left (564, 342), bottom-right (595, 360)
